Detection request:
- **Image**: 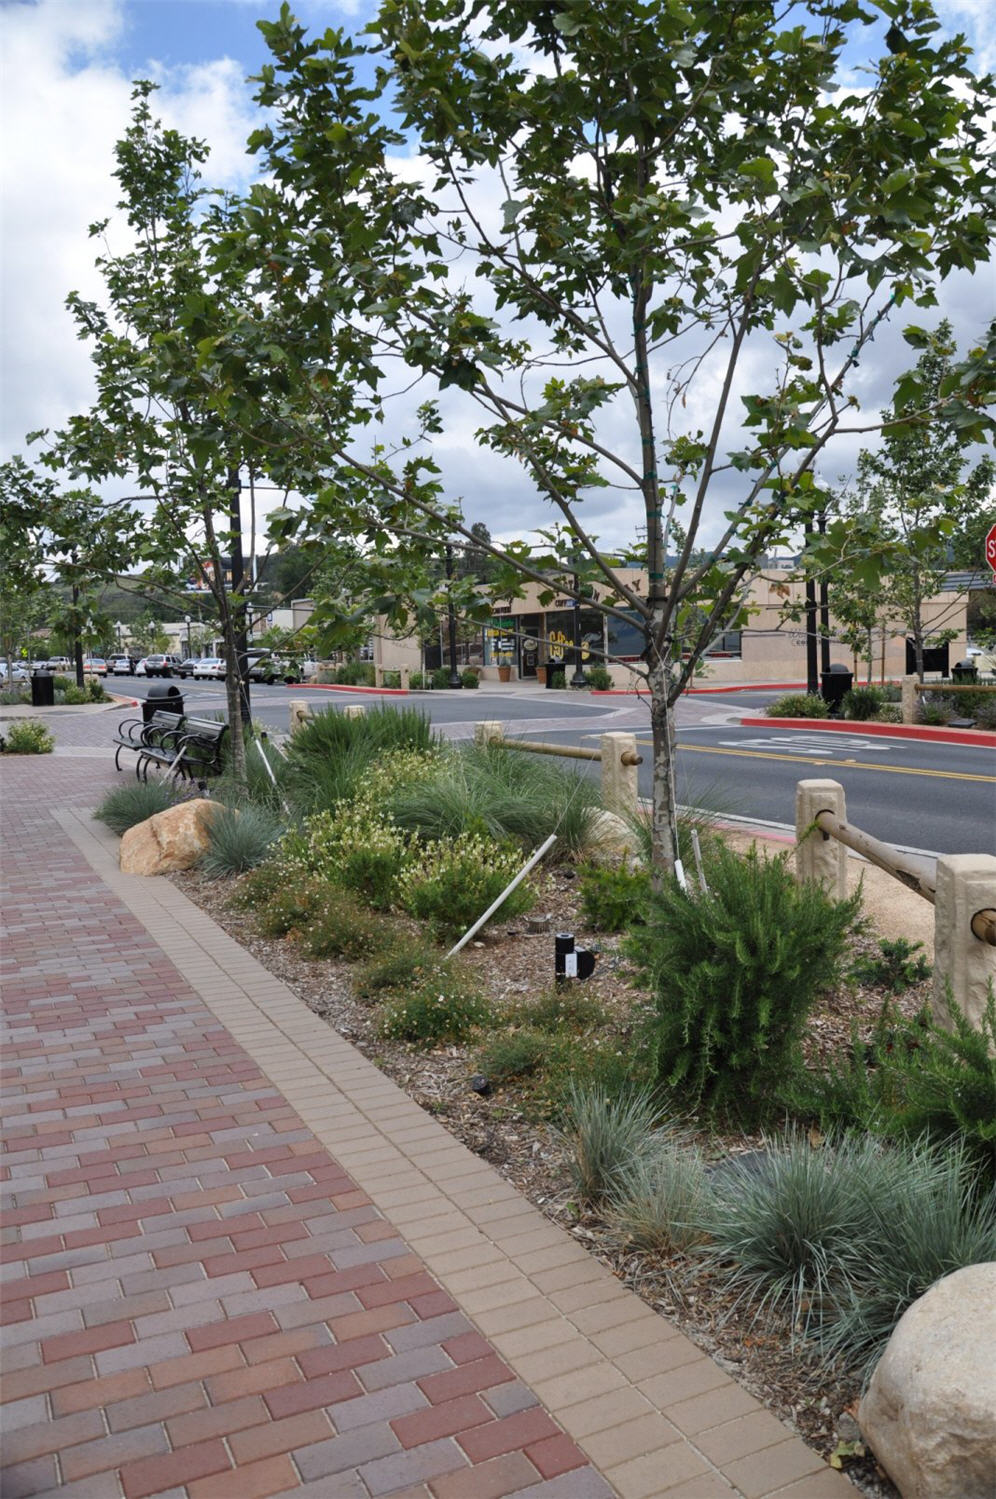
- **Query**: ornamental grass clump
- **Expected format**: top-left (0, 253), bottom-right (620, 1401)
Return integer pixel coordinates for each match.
top-left (555, 1079), bottom-right (664, 1206)
top-left (94, 778), bottom-right (179, 833)
top-left (201, 805), bottom-right (285, 878)
top-left (606, 1137), bottom-right (711, 1254)
top-left (626, 844), bottom-right (862, 1120)
top-left (395, 831), bottom-right (533, 939)
top-left (286, 704), bottom-right (437, 813)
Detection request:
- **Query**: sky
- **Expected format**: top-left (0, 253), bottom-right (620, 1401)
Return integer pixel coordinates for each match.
top-left (2, 0), bottom-right (995, 557)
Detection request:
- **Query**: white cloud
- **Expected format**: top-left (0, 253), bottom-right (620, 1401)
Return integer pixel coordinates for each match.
top-left (0, 0), bottom-right (257, 465)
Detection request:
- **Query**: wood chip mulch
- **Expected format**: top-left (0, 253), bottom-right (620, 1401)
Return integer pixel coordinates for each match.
top-left (173, 862), bottom-right (925, 1497)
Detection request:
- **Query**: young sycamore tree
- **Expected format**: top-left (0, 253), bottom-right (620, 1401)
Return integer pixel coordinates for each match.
top-left (208, 0), bottom-right (995, 869)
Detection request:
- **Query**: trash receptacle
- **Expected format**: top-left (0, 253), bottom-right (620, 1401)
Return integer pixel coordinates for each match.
top-left (30, 671), bottom-right (55, 708)
top-left (142, 683), bottom-right (184, 724)
top-left (543, 662), bottom-right (566, 689)
top-left (820, 663), bottom-right (853, 715)
top-left (951, 658), bottom-right (979, 685)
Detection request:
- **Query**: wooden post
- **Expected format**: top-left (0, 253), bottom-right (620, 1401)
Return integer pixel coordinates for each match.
top-left (475, 721), bottom-right (504, 747)
top-left (933, 855), bottom-right (996, 1033)
top-left (795, 779), bottom-right (847, 899)
top-left (600, 732), bottom-right (639, 819)
top-left (344, 704), bottom-right (366, 720)
top-left (289, 700), bottom-right (312, 733)
top-left (901, 674), bottom-right (917, 724)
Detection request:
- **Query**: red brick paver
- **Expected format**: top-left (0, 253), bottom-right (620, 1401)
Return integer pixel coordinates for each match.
top-left (1, 736), bottom-right (612, 1496)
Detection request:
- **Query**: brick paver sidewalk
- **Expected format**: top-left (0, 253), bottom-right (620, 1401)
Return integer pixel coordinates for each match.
top-left (1, 710), bottom-right (853, 1499)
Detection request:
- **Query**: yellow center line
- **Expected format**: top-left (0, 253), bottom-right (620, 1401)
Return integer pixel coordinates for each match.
top-left (632, 740), bottom-right (996, 783)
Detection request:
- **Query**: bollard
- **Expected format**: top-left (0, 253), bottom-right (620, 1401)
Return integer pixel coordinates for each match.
top-left (474, 721), bottom-right (505, 747)
top-left (933, 855), bottom-right (996, 1034)
top-left (901, 674), bottom-right (917, 725)
top-left (374, 664), bottom-right (384, 688)
top-left (289, 699), bottom-right (312, 733)
top-left (599, 732), bottom-right (639, 819)
top-left (795, 779), bottom-right (847, 900)
top-left (400, 666), bottom-right (410, 691)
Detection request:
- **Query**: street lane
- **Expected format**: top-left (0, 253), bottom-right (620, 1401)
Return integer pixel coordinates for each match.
top-left (115, 679), bottom-right (995, 857)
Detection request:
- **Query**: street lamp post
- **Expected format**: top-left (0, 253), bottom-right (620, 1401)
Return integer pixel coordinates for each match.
top-left (445, 544), bottom-right (462, 689)
top-left (185, 614), bottom-right (192, 659)
top-left (570, 563), bottom-right (587, 688)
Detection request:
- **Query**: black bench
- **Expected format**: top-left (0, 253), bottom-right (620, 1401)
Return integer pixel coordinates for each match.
top-left (113, 710), bottom-right (184, 775)
top-left (114, 713), bottom-right (228, 783)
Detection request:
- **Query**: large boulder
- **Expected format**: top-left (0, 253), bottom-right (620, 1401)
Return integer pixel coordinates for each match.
top-left (858, 1261), bottom-right (996, 1499)
top-left (120, 799), bottom-right (222, 876)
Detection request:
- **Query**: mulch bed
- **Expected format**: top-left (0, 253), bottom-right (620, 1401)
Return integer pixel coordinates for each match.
top-left (173, 860), bottom-right (924, 1497)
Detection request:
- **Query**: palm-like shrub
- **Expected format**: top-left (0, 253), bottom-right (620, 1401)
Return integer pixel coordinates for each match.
top-left (626, 844), bottom-right (862, 1119)
top-left (388, 741), bottom-right (602, 860)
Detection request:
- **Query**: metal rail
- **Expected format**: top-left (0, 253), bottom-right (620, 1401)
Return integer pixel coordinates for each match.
top-left (813, 809), bottom-right (937, 904)
top-left (503, 738), bottom-right (642, 766)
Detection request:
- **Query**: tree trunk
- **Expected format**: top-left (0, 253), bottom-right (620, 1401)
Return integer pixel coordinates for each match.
top-left (72, 583), bottom-right (84, 690)
top-left (647, 655), bottom-right (680, 882)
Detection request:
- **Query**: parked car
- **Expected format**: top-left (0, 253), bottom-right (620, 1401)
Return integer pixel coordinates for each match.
top-left (0, 663), bottom-right (30, 683)
top-left (174, 658), bottom-right (201, 679)
top-left (108, 655), bottom-right (136, 675)
top-left (82, 657), bottom-right (107, 676)
top-left (193, 658), bottom-right (226, 679)
top-left (143, 654), bottom-right (183, 678)
top-left (247, 652), bottom-right (301, 685)
top-left (44, 656), bottom-right (71, 673)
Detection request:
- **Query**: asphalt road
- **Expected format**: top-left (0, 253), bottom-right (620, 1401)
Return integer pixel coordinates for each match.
top-left (119, 678), bottom-right (996, 857)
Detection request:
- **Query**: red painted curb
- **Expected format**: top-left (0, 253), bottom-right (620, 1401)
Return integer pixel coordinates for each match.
top-left (739, 716), bottom-right (996, 747)
top-left (302, 683), bottom-right (410, 695)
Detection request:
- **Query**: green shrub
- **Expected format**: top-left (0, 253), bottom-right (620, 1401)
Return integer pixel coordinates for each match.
top-left (555, 1080), bottom-right (663, 1205)
top-left (1, 718), bottom-right (55, 755)
top-left (578, 860), bottom-right (650, 931)
top-left (478, 1029), bottom-right (552, 1083)
top-left (257, 878), bottom-right (327, 937)
top-left (201, 805), bottom-right (284, 878)
top-left (62, 685), bottom-right (89, 705)
top-left (382, 670), bottom-right (401, 688)
top-left (86, 677), bottom-right (107, 702)
top-left (626, 844), bottom-right (862, 1119)
top-left (409, 672), bottom-right (426, 689)
top-left (52, 675), bottom-right (72, 691)
top-left (94, 778), bottom-right (179, 831)
top-left (841, 685), bottom-right (884, 720)
top-left (818, 1137), bottom-right (996, 1376)
top-left (972, 694), bottom-right (996, 729)
top-left (916, 694), bottom-right (954, 726)
top-left (396, 831), bottom-right (534, 938)
top-left (876, 702), bottom-right (902, 723)
top-left (353, 939), bottom-right (451, 1000)
top-left (380, 972), bottom-right (495, 1047)
top-left (334, 660), bottom-right (376, 686)
top-left (851, 937), bottom-right (931, 995)
top-left (460, 669), bottom-right (479, 689)
top-left (511, 985), bottom-right (607, 1034)
top-left (766, 693), bottom-right (829, 718)
top-left (584, 665), bottom-right (613, 691)
top-left (302, 887), bottom-right (396, 960)
top-left (430, 666), bottom-right (453, 689)
top-left (227, 859), bottom-right (288, 910)
top-left (607, 1138), bottom-right (711, 1253)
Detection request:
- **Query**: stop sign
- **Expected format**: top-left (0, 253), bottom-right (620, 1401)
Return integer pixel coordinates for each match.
top-left (988, 523), bottom-right (996, 576)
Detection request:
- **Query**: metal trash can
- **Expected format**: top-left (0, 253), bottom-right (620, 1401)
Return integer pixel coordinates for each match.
top-left (142, 683), bottom-right (184, 724)
top-left (30, 671), bottom-right (55, 708)
top-left (820, 663), bottom-right (853, 715)
top-left (951, 658), bottom-right (979, 685)
top-left (542, 662), bottom-right (565, 689)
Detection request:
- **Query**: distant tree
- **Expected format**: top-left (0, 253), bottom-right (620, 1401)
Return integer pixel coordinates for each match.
top-left (854, 322), bottom-right (995, 679)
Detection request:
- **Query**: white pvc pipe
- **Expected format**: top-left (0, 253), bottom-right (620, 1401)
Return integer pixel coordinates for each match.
top-left (447, 833), bottom-right (558, 956)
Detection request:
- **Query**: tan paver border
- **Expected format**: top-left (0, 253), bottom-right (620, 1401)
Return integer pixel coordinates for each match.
top-left (57, 808), bottom-right (854, 1499)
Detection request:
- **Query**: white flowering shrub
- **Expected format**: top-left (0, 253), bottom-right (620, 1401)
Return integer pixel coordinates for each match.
top-left (395, 831), bottom-right (534, 939)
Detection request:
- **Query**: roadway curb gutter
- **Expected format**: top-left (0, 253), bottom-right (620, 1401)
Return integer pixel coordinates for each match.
top-left (738, 715), bottom-right (996, 747)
